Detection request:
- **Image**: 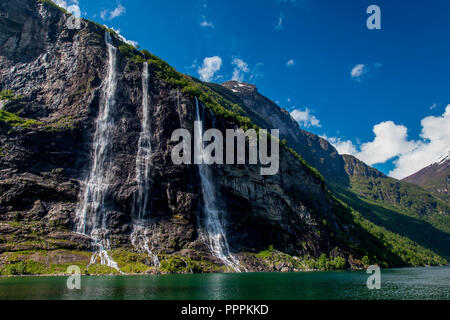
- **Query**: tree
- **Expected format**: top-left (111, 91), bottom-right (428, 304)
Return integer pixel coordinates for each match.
top-left (361, 255), bottom-right (370, 266)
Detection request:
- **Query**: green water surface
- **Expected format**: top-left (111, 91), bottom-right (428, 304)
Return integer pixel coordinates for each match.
top-left (0, 267), bottom-right (448, 300)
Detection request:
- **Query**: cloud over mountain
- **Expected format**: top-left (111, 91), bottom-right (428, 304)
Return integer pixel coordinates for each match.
top-left (197, 56), bottom-right (223, 82)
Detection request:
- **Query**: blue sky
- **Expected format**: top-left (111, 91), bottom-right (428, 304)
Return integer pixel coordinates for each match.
top-left (59, 0), bottom-right (450, 178)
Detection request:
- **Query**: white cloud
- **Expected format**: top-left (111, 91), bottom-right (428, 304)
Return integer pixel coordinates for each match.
top-left (429, 103), bottom-right (437, 110)
top-left (197, 56), bottom-right (223, 82)
top-left (110, 4), bottom-right (126, 19)
top-left (200, 21), bottom-right (214, 28)
top-left (324, 105), bottom-right (450, 179)
top-left (356, 121), bottom-right (417, 165)
top-left (324, 136), bottom-right (358, 155)
top-left (275, 14), bottom-right (283, 30)
top-left (100, 4), bottom-right (126, 21)
top-left (200, 15), bottom-right (214, 28)
top-left (286, 59), bottom-right (295, 67)
top-left (231, 58), bottom-right (250, 82)
top-left (350, 62), bottom-right (381, 81)
top-left (100, 9), bottom-right (107, 20)
top-left (54, 0), bottom-right (81, 17)
top-left (350, 64), bottom-right (367, 81)
top-left (290, 107), bottom-right (321, 128)
top-left (389, 105), bottom-right (450, 178)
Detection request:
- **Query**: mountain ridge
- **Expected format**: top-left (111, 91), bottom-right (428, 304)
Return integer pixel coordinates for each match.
top-left (219, 80), bottom-right (350, 186)
top-left (402, 151), bottom-right (449, 202)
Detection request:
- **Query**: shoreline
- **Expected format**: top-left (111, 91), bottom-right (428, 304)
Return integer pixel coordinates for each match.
top-left (1, 265), bottom-right (447, 279)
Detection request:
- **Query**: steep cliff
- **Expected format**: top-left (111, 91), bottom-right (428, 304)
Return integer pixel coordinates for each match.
top-left (0, 0), bottom-right (447, 275)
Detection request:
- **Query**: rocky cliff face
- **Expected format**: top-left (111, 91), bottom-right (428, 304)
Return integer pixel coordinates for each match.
top-left (342, 154), bottom-right (386, 179)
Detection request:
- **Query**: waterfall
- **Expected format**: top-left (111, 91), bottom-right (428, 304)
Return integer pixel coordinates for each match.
top-left (130, 225), bottom-right (160, 267)
top-left (134, 62), bottom-right (152, 222)
top-left (176, 88), bottom-right (184, 127)
top-left (75, 31), bottom-right (120, 272)
top-left (194, 97), bottom-right (242, 272)
top-left (130, 62), bottom-right (160, 267)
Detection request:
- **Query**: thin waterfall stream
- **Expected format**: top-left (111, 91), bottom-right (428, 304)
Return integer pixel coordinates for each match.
top-left (194, 97), bottom-right (242, 272)
top-left (75, 31), bottom-right (120, 271)
top-left (130, 62), bottom-right (160, 267)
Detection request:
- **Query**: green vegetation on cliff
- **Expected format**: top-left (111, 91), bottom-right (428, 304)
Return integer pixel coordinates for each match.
top-left (0, 90), bottom-right (22, 101)
top-left (331, 188), bottom-right (448, 266)
top-left (0, 249), bottom-right (226, 276)
top-left (330, 156), bottom-right (450, 264)
top-left (253, 246), bottom-right (347, 271)
top-left (37, 0), bottom-right (69, 14)
top-left (347, 174), bottom-right (450, 233)
top-left (0, 250), bottom-right (91, 276)
top-left (0, 110), bottom-right (75, 132)
top-left (0, 110), bottom-right (40, 128)
top-left (351, 209), bottom-right (447, 266)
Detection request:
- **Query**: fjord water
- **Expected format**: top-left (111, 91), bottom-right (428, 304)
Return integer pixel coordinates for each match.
top-left (0, 267), bottom-right (448, 300)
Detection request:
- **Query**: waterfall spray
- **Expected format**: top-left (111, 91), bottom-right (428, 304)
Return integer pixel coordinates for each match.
top-left (130, 62), bottom-right (160, 267)
top-left (194, 97), bottom-right (242, 272)
top-left (75, 31), bottom-right (120, 272)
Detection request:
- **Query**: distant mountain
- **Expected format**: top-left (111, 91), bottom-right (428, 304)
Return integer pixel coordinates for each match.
top-left (334, 154), bottom-right (450, 261)
top-left (402, 151), bottom-right (449, 202)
